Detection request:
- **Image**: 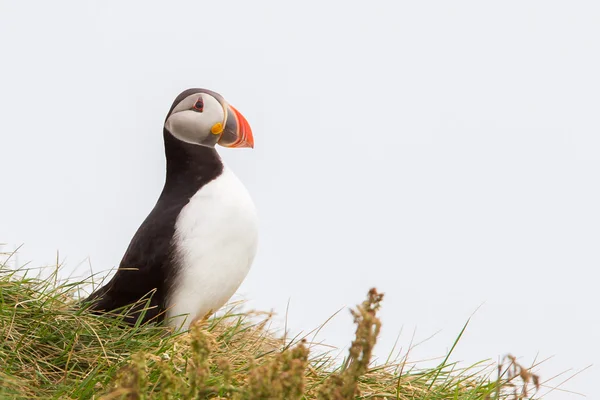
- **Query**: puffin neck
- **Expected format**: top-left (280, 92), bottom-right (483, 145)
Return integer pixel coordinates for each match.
top-left (162, 129), bottom-right (224, 188)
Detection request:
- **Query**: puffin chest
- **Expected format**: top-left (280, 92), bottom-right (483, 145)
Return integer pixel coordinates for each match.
top-left (166, 167), bottom-right (258, 329)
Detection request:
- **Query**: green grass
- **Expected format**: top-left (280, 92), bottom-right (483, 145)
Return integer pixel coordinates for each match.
top-left (0, 254), bottom-right (547, 399)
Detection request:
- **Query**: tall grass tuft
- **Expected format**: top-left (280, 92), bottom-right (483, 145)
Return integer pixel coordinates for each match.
top-left (0, 255), bottom-right (548, 399)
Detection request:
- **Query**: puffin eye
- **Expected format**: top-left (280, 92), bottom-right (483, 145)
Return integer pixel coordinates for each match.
top-left (192, 98), bottom-right (204, 112)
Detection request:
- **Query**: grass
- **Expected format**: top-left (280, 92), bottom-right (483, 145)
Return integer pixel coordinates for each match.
top-left (0, 251), bottom-right (551, 399)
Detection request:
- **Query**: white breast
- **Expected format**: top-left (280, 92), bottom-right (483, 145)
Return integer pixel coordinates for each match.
top-left (167, 166), bottom-right (258, 330)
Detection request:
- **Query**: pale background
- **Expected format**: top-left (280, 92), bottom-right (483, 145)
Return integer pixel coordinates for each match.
top-left (0, 1), bottom-right (597, 398)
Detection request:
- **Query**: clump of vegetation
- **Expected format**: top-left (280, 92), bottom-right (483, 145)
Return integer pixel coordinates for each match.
top-left (0, 252), bottom-right (551, 399)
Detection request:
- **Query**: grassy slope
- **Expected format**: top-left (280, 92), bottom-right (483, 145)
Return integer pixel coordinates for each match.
top-left (0, 260), bottom-right (544, 400)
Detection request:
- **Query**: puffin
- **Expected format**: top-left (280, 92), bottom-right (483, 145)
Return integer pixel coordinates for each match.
top-left (86, 88), bottom-right (258, 330)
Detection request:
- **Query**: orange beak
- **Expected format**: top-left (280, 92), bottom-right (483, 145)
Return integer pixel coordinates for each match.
top-left (218, 103), bottom-right (254, 149)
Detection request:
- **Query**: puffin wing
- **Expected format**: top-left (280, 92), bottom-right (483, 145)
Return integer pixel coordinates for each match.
top-left (85, 206), bottom-right (178, 325)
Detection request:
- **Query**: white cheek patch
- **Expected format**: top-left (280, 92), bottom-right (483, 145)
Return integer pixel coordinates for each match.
top-left (165, 94), bottom-right (226, 145)
top-left (166, 111), bottom-right (206, 144)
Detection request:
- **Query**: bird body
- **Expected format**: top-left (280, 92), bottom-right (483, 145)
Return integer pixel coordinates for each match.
top-left (86, 88), bottom-right (257, 330)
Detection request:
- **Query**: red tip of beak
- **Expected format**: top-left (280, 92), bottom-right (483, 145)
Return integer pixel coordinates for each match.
top-left (229, 105), bottom-right (254, 148)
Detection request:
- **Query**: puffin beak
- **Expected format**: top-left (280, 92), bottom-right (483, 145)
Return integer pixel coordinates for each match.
top-left (218, 103), bottom-right (254, 149)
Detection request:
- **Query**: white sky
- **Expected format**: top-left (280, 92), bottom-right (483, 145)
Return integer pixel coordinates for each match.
top-left (1, 1), bottom-right (597, 398)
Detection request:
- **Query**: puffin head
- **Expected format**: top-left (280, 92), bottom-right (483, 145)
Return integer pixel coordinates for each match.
top-left (164, 88), bottom-right (254, 149)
